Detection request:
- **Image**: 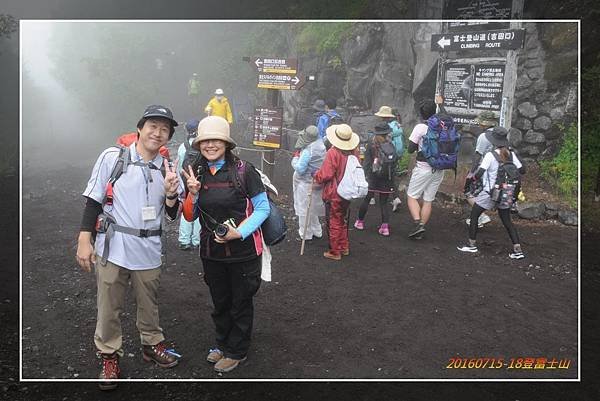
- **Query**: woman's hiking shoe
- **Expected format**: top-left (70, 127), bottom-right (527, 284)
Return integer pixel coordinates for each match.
top-left (353, 219), bottom-right (364, 230)
top-left (142, 342), bottom-right (179, 368)
top-left (509, 251), bottom-right (525, 259)
top-left (178, 243), bottom-right (191, 251)
top-left (408, 222), bottom-right (425, 238)
top-left (214, 356), bottom-right (247, 373)
top-left (323, 251), bottom-right (342, 261)
top-left (206, 348), bottom-right (224, 363)
top-left (341, 249), bottom-right (349, 256)
top-left (98, 352), bottom-right (120, 391)
top-left (457, 244), bottom-right (478, 253)
top-left (378, 223), bottom-right (390, 236)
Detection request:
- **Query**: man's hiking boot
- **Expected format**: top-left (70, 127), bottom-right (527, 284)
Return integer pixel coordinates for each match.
top-left (408, 222), bottom-right (425, 238)
top-left (457, 244), bottom-right (478, 253)
top-left (98, 352), bottom-right (120, 391)
top-left (142, 342), bottom-right (179, 368)
top-left (323, 251), bottom-right (342, 261)
top-left (206, 348), bottom-right (224, 363)
top-left (214, 356), bottom-right (247, 373)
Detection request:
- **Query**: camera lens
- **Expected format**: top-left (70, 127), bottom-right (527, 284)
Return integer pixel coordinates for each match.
top-left (215, 224), bottom-right (229, 237)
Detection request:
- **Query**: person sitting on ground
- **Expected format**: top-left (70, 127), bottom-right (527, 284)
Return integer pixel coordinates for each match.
top-left (314, 124), bottom-right (360, 260)
top-left (464, 110), bottom-right (497, 228)
top-left (176, 118), bottom-right (201, 251)
top-left (181, 116), bottom-right (269, 373)
top-left (291, 125), bottom-right (326, 240)
top-left (457, 127), bottom-right (526, 259)
top-left (405, 97), bottom-right (445, 240)
top-left (204, 88), bottom-right (233, 124)
top-left (354, 122), bottom-right (396, 236)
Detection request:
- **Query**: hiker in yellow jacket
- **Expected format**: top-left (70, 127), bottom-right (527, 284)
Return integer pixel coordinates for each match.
top-left (205, 88), bottom-right (233, 124)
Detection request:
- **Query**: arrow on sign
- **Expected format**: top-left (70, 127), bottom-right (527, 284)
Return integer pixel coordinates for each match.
top-left (255, 58), bottom-right (263, 67)
top-left (437, 36), bottom-right (451, 49)
top-left (291, 76), bottom-right (300, 85)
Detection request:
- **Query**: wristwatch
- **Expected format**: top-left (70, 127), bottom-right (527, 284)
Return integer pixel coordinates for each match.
top-left (166, 193), bottom-right (179, 200)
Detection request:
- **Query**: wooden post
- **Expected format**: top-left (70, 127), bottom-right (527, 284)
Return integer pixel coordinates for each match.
top-left (501, 19), bottom-right (523, 129)
top-left (263, 89), bottom-right (279, 179)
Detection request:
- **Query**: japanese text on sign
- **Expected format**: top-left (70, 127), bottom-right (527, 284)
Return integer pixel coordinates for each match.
top-left (253, 107), bottom-right (283, 149)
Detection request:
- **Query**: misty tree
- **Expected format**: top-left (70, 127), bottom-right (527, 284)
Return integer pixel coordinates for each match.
top-left (0, 14), bottom-right (17, 39)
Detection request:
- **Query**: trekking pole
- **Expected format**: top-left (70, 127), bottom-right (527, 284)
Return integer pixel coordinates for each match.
top-left (300, 179), bottom-right (314, 256)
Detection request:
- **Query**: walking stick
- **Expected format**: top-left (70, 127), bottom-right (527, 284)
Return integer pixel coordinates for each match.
top-left (300, 179), bottom-right (315, 256)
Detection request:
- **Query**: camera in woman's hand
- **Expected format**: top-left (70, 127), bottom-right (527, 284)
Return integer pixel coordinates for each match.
top-left (214, 218), bottom-right (236, 238)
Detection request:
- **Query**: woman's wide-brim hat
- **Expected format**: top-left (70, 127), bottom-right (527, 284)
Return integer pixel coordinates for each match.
top-left (192, 115), bottom-right (237, 150)
top-left (485, 126), bottom-right (509, 148)
top-left (374, 105), bottom-right (395, 118)
top-left (326, 124), bottom-right (360, 151)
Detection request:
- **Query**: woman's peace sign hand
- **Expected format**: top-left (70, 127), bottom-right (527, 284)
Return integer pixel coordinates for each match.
top-left (181, 165), bottom-right (201, 195)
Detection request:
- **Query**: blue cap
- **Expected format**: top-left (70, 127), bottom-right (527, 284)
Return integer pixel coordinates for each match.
top-left (185, 118), bottom-right (200, 134)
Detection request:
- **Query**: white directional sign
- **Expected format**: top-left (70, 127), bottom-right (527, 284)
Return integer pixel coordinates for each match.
top-left (257, 73), bottom-right (304, 90)
top-left (254, 57), bottom-right (297, 74)
top-left (431, 29), bottom-right (525, 51)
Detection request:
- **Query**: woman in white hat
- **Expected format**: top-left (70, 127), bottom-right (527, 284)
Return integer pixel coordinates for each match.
top-left (181, 116), bottom-right (269, 373)
top-left (291, 125), bottom-right (326, 240)
top-left (314, 124), bottom-right (360, 260)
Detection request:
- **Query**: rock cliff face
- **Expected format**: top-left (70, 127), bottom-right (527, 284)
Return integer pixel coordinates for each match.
top-left (281, 21), bottom-right (577, 163)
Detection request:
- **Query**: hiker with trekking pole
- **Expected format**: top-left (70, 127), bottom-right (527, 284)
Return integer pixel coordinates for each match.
top-left (291, 125), bottom-right (326, 245)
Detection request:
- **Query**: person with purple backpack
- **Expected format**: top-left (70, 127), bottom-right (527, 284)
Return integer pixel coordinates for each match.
top-left (406, 96), bottom-right (459, 239)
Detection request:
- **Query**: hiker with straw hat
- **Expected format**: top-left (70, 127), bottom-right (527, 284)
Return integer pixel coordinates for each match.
top-left (181, 115), bottom-right (270, 373)
top-left (291, 125), bottom-right (326, 241)
top-left (375, 105), bottom-right (405, 212)
top-left (314, 124), bottom-right (360, 261)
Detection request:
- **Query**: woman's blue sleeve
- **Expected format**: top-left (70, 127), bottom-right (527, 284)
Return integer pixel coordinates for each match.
top-left (292, 149), bottom-right (311, 175)
top-left (238, 191), bottom-right (270, 240)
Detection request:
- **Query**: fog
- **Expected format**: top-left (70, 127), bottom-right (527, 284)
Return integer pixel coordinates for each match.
top-left (21, 21), bottom-right (266, 170)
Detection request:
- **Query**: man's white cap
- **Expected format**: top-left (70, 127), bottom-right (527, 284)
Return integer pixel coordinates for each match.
top-left (215, 88), bottom-right (224, 95)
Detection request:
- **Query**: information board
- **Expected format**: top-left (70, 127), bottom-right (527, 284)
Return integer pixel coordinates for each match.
top-left (253, 107), bottom-right (283, 148)
top-left (443, 0), bottom-right (512, 19)
top-left (443, 64), bottom-right (472, 108)
top-left (442, 61), bottom-right (506, 112)
top-left (472, 64), bottom-right (505, 111)
top-left (257, 73), bottom-right (303, 90)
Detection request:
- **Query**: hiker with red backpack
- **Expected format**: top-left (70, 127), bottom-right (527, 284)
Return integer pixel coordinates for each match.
top-left (406, 96), bottom-right (460, 239)
top-left (181, 116), bottom-right (270, 373)
top-left (76, 105), bottom-right (182, 390)
top-left (354, 122), bottom-right (398, 236)
top-left (457, 127), bottom-right (526, 259)
top-left (314, 124), bottom-right (362, 260)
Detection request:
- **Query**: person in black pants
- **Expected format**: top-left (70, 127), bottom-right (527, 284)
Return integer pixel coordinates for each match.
top-left (457, 127), bottom-right (526, 259)
top-left (353, 123), bottom-right (395, 236)
top-left (182, 116), bottom-right (270, 373)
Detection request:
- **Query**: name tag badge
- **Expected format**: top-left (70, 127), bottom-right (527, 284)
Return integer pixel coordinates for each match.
top-left (142, 206), bottom-right (157, 221)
